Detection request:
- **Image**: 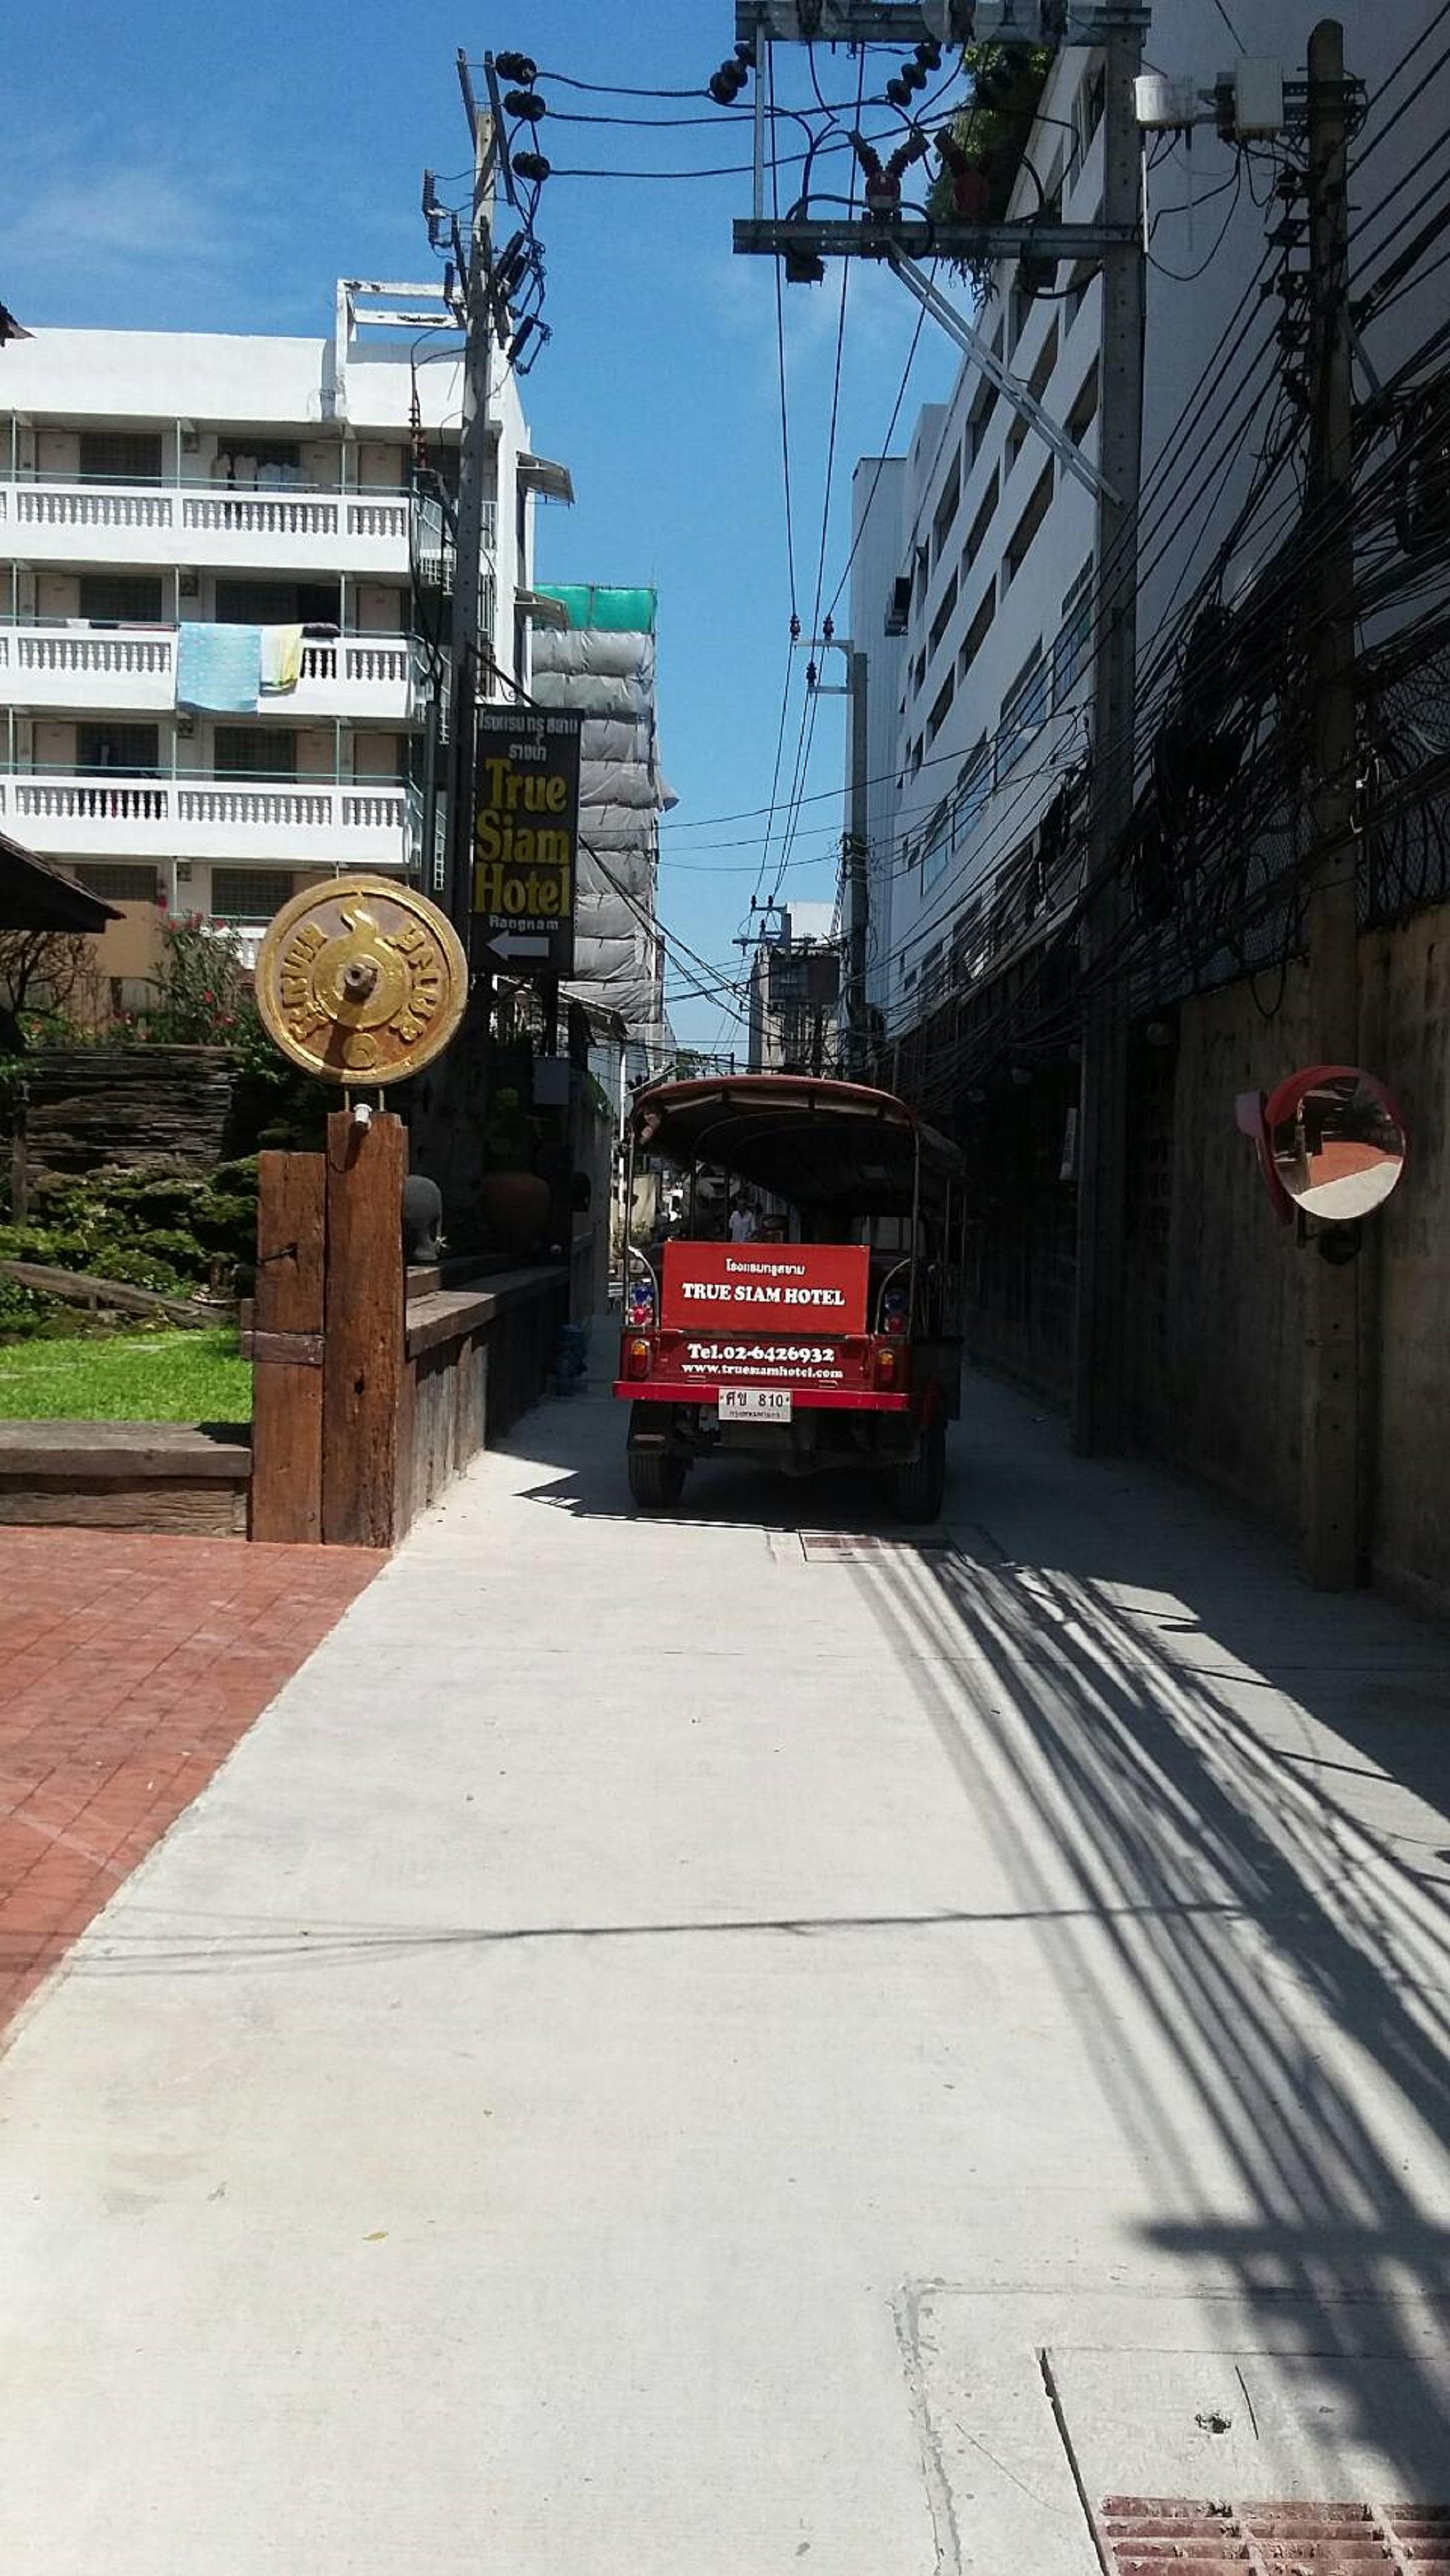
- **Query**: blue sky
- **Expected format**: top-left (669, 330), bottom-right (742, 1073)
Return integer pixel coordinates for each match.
top-left (3, 0), bottom-right (961, 1048)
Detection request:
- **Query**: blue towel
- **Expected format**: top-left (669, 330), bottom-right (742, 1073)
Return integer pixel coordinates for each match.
top-left (176, 623), bottom-right (261, 713)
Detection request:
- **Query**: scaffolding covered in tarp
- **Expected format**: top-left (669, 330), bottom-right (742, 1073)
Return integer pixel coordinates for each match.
top-left (530, 585), bottom-right (673, 1078)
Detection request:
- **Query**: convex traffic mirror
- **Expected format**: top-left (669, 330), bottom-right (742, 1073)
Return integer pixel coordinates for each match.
top-left (1238, 1064), bottom-right (1407, 1225)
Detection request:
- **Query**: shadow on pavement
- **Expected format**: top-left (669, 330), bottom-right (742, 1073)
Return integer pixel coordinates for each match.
top-left (864, 1402), bottom-right (1450, 2493)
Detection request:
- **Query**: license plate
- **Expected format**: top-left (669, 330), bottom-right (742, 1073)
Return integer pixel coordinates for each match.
top-left (719, 1385), bottom-right (793, 1423)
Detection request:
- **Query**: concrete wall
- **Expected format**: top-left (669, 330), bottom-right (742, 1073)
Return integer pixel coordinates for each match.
top-left (1125, 908), bottom-right (1450, 1618)
top-left (1362, 909), bottom-right (1450, 1619)
top-left (1124, 970), bottom-right (1311, 1540)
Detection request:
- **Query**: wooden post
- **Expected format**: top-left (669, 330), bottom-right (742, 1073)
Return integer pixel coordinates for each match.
top-left (250, 1152), bottom-right (326, 1542)
top-left (322, 1109), bottom-right (406, 1549)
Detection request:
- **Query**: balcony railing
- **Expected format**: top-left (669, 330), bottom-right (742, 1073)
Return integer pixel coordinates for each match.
top-left (0, 770), bottom-right (412, 866)
top-left (0, 623), bottom-right (414, 718)
top-left (0, 478), bottom-right (413, 572)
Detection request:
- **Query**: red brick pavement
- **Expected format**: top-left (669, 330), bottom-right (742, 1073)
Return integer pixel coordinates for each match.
top-left (0, 1531), bottom-right (383, 2031)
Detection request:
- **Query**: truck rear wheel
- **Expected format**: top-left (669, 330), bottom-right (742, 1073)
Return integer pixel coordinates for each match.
top-left (893, 1417), bottom-right (946, 1524)
top-left (627, 1437), bottom-right (688, 1513)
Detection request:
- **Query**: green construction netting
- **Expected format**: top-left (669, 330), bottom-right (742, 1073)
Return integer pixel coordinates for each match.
top-left (534, 585), bottom-right (657, 634)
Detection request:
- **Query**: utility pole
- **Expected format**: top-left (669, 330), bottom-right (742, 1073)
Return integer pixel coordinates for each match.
top-left (1300, 17), bottom-right (1360, 1587)
top-left (1070, 6), bottom-right (1148, 1456)
top-left (412, 59), bottom-right (497, 1230)
top-left (445, 59), bottom-right (496, 933)
top-left (845, 648), bottom-right (871, 1078)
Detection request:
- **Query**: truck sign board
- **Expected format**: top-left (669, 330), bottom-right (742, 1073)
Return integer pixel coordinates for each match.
top-left (660, 1241), bottom-right (870, 1336)
top-left (472, 706), bottom-right (582, 976)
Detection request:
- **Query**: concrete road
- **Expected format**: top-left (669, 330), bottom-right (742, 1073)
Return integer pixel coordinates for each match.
top-left (3, 1362), bottom-right (1450, 2570)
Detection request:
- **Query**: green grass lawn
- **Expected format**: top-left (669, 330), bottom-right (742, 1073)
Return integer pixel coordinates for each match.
top-left (0, 1328), bottom-right (252, 1423)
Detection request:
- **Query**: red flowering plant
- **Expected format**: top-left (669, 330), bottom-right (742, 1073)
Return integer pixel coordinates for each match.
top-left (142, 913), bottom-right (252, 1045)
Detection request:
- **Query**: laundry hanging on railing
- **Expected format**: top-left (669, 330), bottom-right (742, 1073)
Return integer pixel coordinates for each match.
top-left (260, 625), bottom-right (304, 694)
top-left (175, 623), bottom-right (262, 713)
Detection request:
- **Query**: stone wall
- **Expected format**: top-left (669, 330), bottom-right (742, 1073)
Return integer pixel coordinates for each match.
top-left (968, 903), bottom-right (1450, 1618)
top-left (5, 1048), bottom-right (237, 1178)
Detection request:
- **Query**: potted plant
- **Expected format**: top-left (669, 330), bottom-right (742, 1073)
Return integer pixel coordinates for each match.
top-left (479, 1085), bottom-right (550, 1255)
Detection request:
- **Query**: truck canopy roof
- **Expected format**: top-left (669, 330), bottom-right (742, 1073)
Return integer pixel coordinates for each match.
top-left (630, 1074), bottom-right (962, 1214)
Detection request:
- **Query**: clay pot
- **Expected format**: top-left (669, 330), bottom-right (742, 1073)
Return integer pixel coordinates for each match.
top-left (480, 1169), bottom-right (551, 1255)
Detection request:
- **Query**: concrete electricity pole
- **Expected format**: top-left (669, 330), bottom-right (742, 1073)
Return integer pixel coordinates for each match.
top-left (1070, 6), bottom-right (1148, 1457)
top-left (445, 57), bottom-right (496, 935)
top-left (845, 648), bottom-right (871, 1077)
top-left (1300, 17), bottom-right (1360, 1587)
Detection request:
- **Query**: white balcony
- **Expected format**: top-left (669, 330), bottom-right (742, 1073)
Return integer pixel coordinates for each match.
top-left (0, 772), bottom-right (411, 869)
top-left (0, 478), bottom-right (412, 577)
top-left (0, 627), bottom-right (175, 711)
top-left (0, 624), bottom-right (414, 721)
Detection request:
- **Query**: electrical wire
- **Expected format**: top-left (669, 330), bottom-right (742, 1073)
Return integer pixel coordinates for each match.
top-left (1349, 8), bottom-right (1450, 172)
top-left (1146, 159), bottom-right (1244, 281)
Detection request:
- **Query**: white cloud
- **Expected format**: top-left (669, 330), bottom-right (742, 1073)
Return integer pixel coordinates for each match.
top-left (0, 122), bottom-right (300, 327)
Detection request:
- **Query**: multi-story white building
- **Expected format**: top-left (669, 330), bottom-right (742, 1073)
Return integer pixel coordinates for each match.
top-left (850, 2), bottom-right (1444, 1040)
top-left (0, 278), bottom-right (566, 1003)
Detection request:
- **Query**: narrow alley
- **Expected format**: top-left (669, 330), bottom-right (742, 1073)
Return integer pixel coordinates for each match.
top-left (2, 1364), bottom-right (1449, 2572)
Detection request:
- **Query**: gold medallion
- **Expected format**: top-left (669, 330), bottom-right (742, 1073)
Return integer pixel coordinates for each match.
top-left (254, 878), bottom-right (468, 1084)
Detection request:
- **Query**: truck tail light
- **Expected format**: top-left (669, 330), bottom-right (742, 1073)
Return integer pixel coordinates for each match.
top-left (873, 1342), bottom-right (902, 1391)
top-left (626, 1336), bottom-right (653, 1382)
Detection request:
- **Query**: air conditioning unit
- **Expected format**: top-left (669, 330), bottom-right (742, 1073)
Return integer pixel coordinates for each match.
top-left (179, 568), bottom-right (199, 597)
top-left (180, 424), bottom-right (200, 451)
top-left (175, 862), bottom-right (193, 884)
top-left (177, 713), bottom-right (196, 738)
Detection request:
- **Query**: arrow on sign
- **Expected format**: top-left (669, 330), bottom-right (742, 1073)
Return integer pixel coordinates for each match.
top-left (486, 931), bottom-right (551, 962)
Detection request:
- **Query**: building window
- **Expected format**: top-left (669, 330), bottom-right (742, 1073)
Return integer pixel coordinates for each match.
top-left (214, 728), bottom-right (298, 779)
top-left (1074, 66), bottom-right (1105, 171)
top-left (957, 587), bottom-right (996, 682)
top-left (910, 736), bottom-right (923, 777)
top-left (74, 864), bottom-right (160, 904)
top-left (1027, 320), bottom-right (1059, 407)
top-left (929, 570), bottom-right (958, 662)
top-left (212, 439), bottom-right (303, 487)
top-left (1052, 559), bottom-right (1095, 709)
top-left (957, 738), bottom-right (992, 839)
top-left (1003, 460), bottom-right (1054, 590)
top-left (967, 377), bottom-right (998, 468)
top-left (921, 799), bottom-right (951, 893)
top-left (78, 575), bottom-right (165, 623)
top-left (1065, 258), bottom-right (1098, 330)
top-left (998, 646), bottom-right (1049, 779)
top-left (78, 432), bottom-right (162, 484)
top-left (1007, 325), bottom-right (1060, 472)
top-left (920, 940), bottom-right (945, 1000)
top-left (927, 668), bottom-right (955, 745)
top-left (952, 897), bottom-right (986, 977)
top-left (963, 472), bottom-right (999, 574)
top-left (1067, 359), bottom-right (1100, 447)
top-left (214, 580), bottom-right (340, 626)
top-left (932, 458), bottom-right (961, 563)
top-left (211, 869), bottom-right (296, 924)
top-left (77, 722), bottom-right (160, 776)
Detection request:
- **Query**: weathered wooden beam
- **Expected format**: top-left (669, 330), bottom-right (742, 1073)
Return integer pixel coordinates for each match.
top-left (250, 1152), bottom-right (326, 1544)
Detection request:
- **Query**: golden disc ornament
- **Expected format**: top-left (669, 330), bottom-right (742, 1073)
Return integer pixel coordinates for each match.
top-left (254, 878), bottom-right (467, 1085)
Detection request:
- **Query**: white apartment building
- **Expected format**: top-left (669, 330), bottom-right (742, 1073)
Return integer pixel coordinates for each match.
top-left (0, 278), bottom-right (566, 1001)
top-left (851, 2), bottom-right (1444, 1038)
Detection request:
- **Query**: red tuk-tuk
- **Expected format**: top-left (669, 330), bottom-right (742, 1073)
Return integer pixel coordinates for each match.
top-left (614, 1073), bottom-right (965, 1518)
